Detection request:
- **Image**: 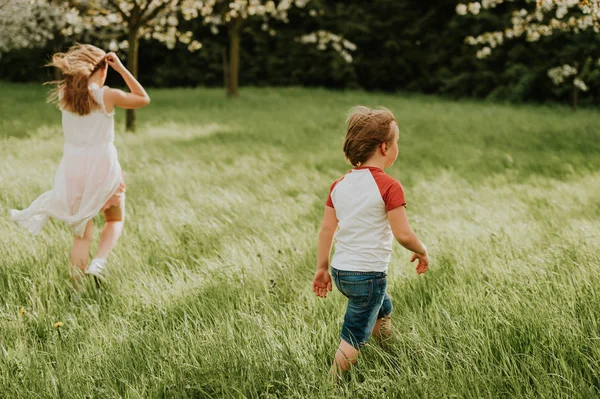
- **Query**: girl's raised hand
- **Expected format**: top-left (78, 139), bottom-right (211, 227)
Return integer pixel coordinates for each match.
top-left (106, 52), bottom-right (125, 72)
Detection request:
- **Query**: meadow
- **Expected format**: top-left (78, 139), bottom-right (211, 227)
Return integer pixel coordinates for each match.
top-left (1, 82), bottom-right (599, 398)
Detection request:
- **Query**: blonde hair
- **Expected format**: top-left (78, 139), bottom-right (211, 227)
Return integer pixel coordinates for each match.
top-left (343, 106), bottom-right (397, 167)
top-left (46, 44), bottom-right (107, 115)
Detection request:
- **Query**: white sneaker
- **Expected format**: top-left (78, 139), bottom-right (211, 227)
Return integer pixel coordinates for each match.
top-left (86, 258), bottom-right (107, 281)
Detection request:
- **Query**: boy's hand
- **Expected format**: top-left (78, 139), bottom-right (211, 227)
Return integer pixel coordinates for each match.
top-left (411, 252), bottom-right (429, 275)
top-left (312, 269), bottom-right (332, 298)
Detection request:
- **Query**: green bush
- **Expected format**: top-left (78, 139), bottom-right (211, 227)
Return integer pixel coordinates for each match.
top-left (1, 0), bottom-right (598, 106)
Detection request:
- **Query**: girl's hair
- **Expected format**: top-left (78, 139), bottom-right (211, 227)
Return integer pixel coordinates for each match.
top-left (46, 44), bottom-right (107, 115)
top-left (343, 106), bottom-right (397, 167)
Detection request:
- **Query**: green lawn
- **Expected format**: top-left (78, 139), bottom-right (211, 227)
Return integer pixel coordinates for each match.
top-left (1, 82), bottom-right (599, 398)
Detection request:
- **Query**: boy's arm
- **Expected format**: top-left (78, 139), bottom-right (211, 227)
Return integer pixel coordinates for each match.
top-left (387, 206), bottom-right (429, 274)
top-left (313, 206), bottom-right (338, 298)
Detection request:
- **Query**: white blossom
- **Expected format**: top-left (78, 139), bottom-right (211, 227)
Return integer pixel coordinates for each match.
top-left (457, 0), bottom-right (600, 81)
top-left (465, 36), bottom-right (478, 45)
top-left (343, 39), bottom-right (357, 51)
top-left (573, 78), bottom-right (589, 91)
top-left (188, 40), bottom-right (203, 52)
top-left (556, 6), bottom-right (568, 19)
top-left (476, 46), bottom-right (491, 59)
top-left (527, 30), bottom-right (541, 41)
top-left (468, 2), bottom-right (482, 15)
top-left (456, 4), bottom-right (468, 16)
top-left (298, 30), bottom-right (357, 63)
top-left (547, 64), bottom-right (579, 87)
top-left (54, 0), bottom-right (212, 53)
top-left (198, 1), bottom-right (320, 32)
top-left (108, 40), bottom-right (119, 52)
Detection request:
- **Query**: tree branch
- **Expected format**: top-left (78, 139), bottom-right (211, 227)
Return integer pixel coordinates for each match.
top-left (106, 0), bottom-right (130, 20)
top-left (140, 0), bottom-right (174, 26)
top-left (139, 0), bottom-right (154, 16)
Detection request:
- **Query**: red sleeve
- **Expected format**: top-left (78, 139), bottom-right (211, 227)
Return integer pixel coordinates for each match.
top-left (371, 170), bottom-right (406, 212)
top-left (325, 177), bottom-right (344, 208)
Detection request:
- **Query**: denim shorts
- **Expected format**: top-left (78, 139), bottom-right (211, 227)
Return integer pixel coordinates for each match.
top-left (331, 267), bottom-right (393, 349)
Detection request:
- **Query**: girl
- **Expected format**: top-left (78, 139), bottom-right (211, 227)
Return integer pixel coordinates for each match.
top-left (312, 106), bottom-right (429, 374)
top-left (10, 44), bottom-right (150, 285)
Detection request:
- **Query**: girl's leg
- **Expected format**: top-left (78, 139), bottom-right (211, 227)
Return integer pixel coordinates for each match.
top-left (95, 196), bottom-right (125, 260)
top-left (86, 197), bottom-right (125, 281)
top-left (70, 219), bottom-right (94, 285)
top-left (70, 219), bottom-right (94, 270)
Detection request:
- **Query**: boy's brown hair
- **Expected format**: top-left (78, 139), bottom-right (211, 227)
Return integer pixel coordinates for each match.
top-left (343, 106), bottom-right (397, 167)
top-left (46, 44), bottom-right (107, 116)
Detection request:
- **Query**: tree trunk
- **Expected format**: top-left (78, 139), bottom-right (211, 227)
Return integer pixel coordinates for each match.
top-left (227, 18), bottom-right (242, 98)
top-left (572, 83), bottom-right (578, 111)
top-left (223, 48), bottom-right (230, 94)
top-left (126, 27), bottom-right (140, 131)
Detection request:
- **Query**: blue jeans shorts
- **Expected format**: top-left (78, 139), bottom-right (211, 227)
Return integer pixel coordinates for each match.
top-left (331, 267), bottom-right (393, 349)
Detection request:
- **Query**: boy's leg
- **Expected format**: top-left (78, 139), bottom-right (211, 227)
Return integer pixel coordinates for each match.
top-left (331, 339), bottom-right (360, 375)
top-left (331, 275), bottom-right (387, 375)
top-left (372, 317), bottom-right (392, 337)
top-left (372, 292), bottom-right (393, 339)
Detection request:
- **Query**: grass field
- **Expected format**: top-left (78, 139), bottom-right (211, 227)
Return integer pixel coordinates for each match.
top-left (1, 82), bottom-right (600, 398)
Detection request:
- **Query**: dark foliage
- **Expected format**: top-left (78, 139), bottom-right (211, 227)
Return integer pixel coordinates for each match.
top-left (1, 0), bottom-right (598, 106)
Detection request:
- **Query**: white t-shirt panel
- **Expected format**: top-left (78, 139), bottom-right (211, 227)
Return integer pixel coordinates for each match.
top-left (326, 167), bottom-right (406, 273)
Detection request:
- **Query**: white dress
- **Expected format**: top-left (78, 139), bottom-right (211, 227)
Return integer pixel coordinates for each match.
top-left (10, 83), bottom-right (124, 238)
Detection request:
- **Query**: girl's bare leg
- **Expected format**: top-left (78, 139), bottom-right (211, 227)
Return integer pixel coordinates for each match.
top-left (70, 219), bottom-right (94, 286)
top-left (95, 196), bottom-right (125, 260)
top-left (70, 219), bottom-right (94, 271)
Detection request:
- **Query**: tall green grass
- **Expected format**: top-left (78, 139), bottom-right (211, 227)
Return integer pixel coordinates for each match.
top-left (1, 82), bottom-right (599, 398)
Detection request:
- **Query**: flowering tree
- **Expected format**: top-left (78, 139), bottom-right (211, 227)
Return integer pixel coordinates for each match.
top-left (456, 0), bottom-right (600, 109)
top-left (62, 0), bottom-right (203, 131)
top-left (4, 0), bottom-right (355, 110)
top-left (184, 0), bottom-right (355, 97)
top-left (185, 0), bottom-right (307, 97)
top-left (0, 0), bottom-right (68, 53)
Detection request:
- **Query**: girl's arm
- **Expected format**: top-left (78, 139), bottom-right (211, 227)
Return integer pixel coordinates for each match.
top-left (388, 206), bottom-right (429, 274)
top-left (104, 52), bottom-right (150, 111)
top-left (312, 206), bottom-right (338, 298)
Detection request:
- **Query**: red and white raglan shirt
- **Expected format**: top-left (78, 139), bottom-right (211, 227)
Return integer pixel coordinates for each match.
top-left (326, 166), bottom-right (406, 273)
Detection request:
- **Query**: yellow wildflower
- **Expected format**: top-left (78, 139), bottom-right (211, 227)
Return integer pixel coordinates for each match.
top-left (53, 321), bottom-right (64, 329)
top-left (19, 307), bottom-right (26, 317)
